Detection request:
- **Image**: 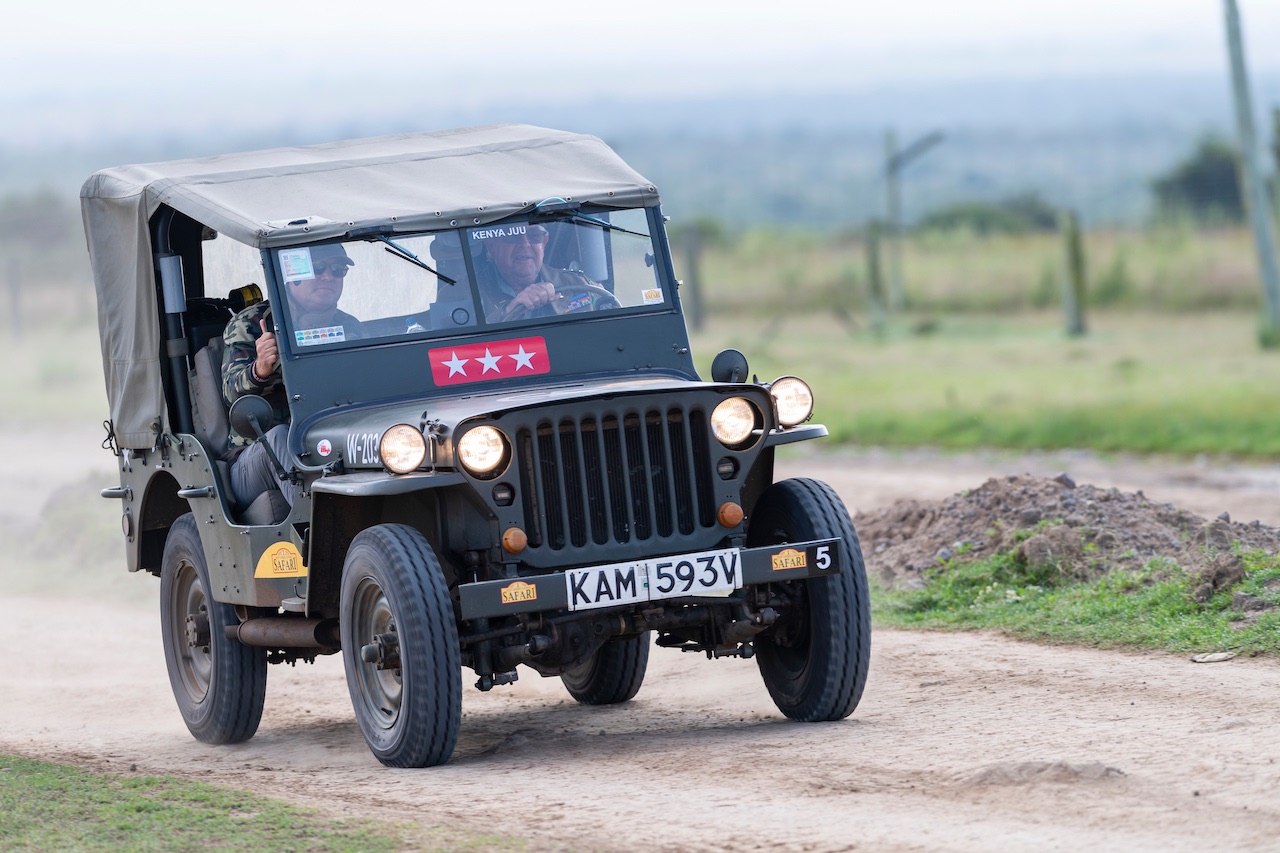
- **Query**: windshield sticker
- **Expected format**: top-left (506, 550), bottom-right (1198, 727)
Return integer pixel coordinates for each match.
top-left (641, 288), bottom-right (665, 305)
top-left (295, 326), bottom-right (346, 346)
top-left (428, 336), bottom-right (550, 387)
top-left (470, 223), bottom-right (545, 241)
top-left (279, 247), bottom-right (316, 281)
top-left (563, 292), bottom-right (593, 312)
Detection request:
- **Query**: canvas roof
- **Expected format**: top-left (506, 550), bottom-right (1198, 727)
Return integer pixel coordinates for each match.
top-left (80, 124), bottom-right (660, 447)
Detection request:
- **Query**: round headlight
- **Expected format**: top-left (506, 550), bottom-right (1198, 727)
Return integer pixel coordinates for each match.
top-left (771, 377), bottom-right (814, 427)
top-left (711, 397), bottom-right (756, 446)
top-left (457, 425), bottom-right (508, 476)
top-left (380, 424), bottom-right (427, 474)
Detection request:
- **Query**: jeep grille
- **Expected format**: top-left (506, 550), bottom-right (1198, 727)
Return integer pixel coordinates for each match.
top-left (516, 406), bottom-right (717, 550)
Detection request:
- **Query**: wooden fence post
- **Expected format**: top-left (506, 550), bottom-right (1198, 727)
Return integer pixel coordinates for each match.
top-left (681, 227), bottom-right (705, 332)
top-left (1224, 0), bottom-right (1280, 340)
top-left (866, 220), bottom-right (887, 338)
top-left (1060, 210), bottom-right (1087, 337)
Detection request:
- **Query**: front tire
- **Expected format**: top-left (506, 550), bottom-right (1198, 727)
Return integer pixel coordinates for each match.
top-left (340, 524), bottom-right (461, 768)
top-left (747, 478), bottom-right (870, 722)
top-left (160, 513), bottom-right (267, 744)
top-left (561, 633), bottom-right (650, 705)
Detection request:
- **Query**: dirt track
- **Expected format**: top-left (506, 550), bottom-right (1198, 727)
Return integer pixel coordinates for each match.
top-left (4, 441), bottom-right (1280, 851)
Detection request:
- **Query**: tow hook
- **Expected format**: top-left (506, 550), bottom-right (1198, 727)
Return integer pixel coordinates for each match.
top-left (360, 632), bottom-right (401, 670)
top-left (720, 603), bottom-right (778, 646)
top-left (475, 671), bottom-right (519, 692)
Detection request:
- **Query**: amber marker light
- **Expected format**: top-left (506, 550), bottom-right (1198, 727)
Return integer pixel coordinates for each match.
top-left (502, 527), bottom-right (528, 554)
top-left (718, 502), bottom-right (744, 528)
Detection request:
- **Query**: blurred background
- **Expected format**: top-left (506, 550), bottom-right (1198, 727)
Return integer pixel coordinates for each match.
top-left (3, 0), bottom-right (1280, 495)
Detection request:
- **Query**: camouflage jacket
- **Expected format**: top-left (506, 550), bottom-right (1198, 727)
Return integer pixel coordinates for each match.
top-left (479, 264), bottom-right (601, 322)
top-left (221, 302), bottom-right (290, 448)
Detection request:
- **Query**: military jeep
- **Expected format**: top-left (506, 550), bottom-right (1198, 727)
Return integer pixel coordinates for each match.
top-left (83, 124), bottom-right (870, 767)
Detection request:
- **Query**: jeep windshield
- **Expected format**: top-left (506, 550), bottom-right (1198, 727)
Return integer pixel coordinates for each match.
top-left (269, 207), bottom-right (667, 350)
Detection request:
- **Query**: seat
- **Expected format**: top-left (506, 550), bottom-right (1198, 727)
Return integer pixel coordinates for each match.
top-left (189, 337), bottom-right (290, 526)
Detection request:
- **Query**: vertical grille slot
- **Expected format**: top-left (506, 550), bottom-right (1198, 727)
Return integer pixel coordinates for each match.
top-left (513, 402), bottom-right (718, 552)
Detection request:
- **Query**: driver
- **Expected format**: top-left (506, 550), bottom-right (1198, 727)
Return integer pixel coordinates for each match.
top-left (221, 243), bottom-right (362, 510)
top-left (476, 223), bottom-right (607, 322)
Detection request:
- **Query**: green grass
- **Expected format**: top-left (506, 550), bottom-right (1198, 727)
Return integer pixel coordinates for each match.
top-left (872, 547), bottom-right (1280, 655)
top-left (0, 755), bottom-right (521, 852)
top-left (691, 311), bottom-right (1280, 456)
top-left (691, 224), bottom-right (1261, 316)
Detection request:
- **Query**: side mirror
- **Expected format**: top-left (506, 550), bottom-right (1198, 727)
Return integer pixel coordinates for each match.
top-left (228, 395), bottom-right (275, 443)
top-left (710, 349), bottom-right (749, 383)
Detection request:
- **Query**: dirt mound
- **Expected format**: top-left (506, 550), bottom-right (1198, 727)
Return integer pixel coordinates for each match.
top-left (855, 473), bottom-right (1280, 591)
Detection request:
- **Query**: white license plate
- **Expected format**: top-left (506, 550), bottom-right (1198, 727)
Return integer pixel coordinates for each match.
top-left (565, 548), bottom-right (742, 612)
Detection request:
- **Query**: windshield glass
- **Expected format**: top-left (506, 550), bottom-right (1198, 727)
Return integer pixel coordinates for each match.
top-left (271, 208), bottom-right (665, 350)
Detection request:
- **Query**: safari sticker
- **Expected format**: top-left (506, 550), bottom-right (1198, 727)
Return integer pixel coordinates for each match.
top-left (771, 548), bottom-right (806, 571)
top-left (279, 247), bottom-right (315, 281)
top-left (641, 288), bottom-right (664, 305)
top-left (255, 542), bottom-right (307, 578)
top-left (500, 581), bottom-right (538, 605)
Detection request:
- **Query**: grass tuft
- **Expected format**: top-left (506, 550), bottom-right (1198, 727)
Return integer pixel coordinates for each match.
top-left (0, 756), bottom-right (524, 852)
top-left (873, 547), bottom-right (1280, 655)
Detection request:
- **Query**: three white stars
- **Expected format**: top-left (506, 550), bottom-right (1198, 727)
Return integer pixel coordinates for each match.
top-left (442, 345), bottom-right (539, 377)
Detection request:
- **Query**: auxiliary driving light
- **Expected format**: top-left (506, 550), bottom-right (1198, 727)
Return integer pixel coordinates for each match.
top-left (457, 425), bottom-right (508, 476)
top-left (770, 376), bottom-right (814, 427)
top-left (380, 424), bottom-right (427, 474)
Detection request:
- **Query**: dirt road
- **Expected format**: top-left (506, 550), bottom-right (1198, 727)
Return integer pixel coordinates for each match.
top-left (4, 443), bottom-right (1280, 851)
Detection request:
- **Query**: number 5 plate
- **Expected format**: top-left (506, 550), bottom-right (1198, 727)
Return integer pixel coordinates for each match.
top-left (565, 548), bottom-right (741, 612)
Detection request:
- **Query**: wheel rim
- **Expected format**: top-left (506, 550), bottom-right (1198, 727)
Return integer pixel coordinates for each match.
top-left (349, 575), bottom-right (403, 730)
top-left (168, 559), bottom-right (212, 704)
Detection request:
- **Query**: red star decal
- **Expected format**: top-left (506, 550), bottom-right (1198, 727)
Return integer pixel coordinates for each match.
top-left (428, 336), bottom-right (550, 386)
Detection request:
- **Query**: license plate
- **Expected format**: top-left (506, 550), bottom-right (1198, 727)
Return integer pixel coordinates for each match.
top-left (565, 548), bottom-right (741, 612)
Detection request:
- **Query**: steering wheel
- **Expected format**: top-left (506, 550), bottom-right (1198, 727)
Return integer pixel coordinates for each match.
top-left (503, 280), bottom-right (622, 321)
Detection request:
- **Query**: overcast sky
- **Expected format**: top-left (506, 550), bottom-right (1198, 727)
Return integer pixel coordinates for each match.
top-left (2, 1), bottom-right (1278, 144)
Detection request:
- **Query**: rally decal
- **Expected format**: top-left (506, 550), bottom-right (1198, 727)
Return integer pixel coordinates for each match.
top-left (428, 336), bottom-right (550, 387)
top-left (500, 581), bottom-right (538, 605)
top-left (771, 548), bottom-right (807, 571)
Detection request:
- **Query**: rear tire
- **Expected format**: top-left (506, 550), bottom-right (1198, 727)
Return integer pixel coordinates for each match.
top-left (561, 633), bottom-right (650, 705)
top-left (160, 513), bottom-right (267, 744)
top-left (747, 478), bottom-right (870, 722)
top-left (340, 524), bottom-right (460, 768)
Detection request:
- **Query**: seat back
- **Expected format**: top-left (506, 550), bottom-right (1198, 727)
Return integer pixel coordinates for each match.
top-left (189, 336), bottom-right (230, 456)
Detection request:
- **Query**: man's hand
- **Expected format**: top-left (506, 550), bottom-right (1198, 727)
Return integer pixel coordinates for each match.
top-left (506, 281), bottom-right (556, 316)
top-left (254, 319), bottom-right (278, 381)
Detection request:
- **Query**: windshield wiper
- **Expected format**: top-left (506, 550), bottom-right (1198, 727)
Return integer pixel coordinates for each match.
top-left (531, 197), bottom-right (649, 239)
top-left (566, 212), bottom-right (649, 239)
top-left (375, 236), bottom-right (456, 285)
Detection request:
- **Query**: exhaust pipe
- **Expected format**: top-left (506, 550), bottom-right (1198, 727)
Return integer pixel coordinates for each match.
top-left (224, 617), bottom-right (341, 650)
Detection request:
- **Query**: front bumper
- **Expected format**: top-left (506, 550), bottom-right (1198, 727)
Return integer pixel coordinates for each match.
top-left (459, 537), bottom-right (843, 621)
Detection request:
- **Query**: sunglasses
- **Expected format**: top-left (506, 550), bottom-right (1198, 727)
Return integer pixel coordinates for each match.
top-left (313, 261), bottom-right (351, 278)
top-left (493, 229), bottom-right (549, 245)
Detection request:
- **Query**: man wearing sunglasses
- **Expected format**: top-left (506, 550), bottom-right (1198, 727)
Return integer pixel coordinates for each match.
top-left (220, 243), bottom-right (362, 510)
top-left (476, 223), bottom-right (602, 322)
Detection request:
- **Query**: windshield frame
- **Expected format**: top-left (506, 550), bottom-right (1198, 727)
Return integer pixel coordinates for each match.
top-left (266, 204), bottom-right (673, 359)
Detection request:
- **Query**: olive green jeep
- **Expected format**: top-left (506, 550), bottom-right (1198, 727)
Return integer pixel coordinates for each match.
top-left (83, 124), bottom-right (870, 767)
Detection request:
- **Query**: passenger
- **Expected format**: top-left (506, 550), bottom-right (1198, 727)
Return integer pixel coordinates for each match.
top-left (222, 243), bottom-right (361, 509)
top-left (476, 223), bottom-right (604, 321)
